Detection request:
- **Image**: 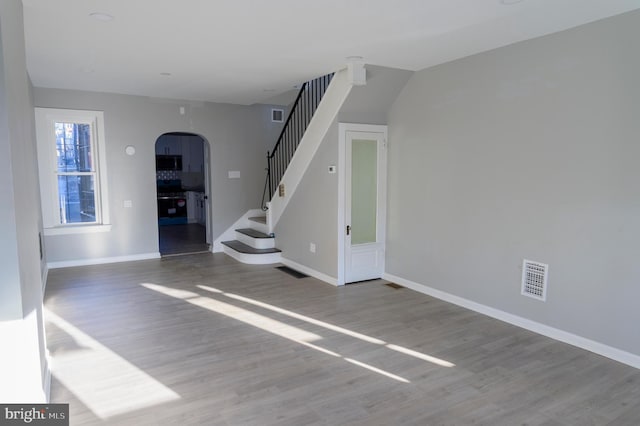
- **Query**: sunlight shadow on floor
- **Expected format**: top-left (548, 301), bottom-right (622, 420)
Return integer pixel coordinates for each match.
top-left (142, 283), bottom-right (411, 383)
top-left (45, 309), bottom-right (180, 420)
top-left (141, 283), bottom-right (321, 343)
top-left (196, 284), bottom-right (455, 368)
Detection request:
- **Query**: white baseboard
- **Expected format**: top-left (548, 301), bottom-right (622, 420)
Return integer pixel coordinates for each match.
top-left (383, 272), bottom-right (640, 370)
top-left (48, 252), bottom-right (161, 269)
top-left (281, 257), bottom-right (338, 286)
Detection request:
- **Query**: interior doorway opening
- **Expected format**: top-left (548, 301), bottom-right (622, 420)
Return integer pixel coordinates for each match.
top-left (155, 132), bottom-right (210, 256)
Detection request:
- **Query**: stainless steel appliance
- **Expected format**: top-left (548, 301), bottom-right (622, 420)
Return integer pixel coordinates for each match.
top-left (156, 155), bottom-right (183, 171)
top-left (157, 180), bottom-right (187, 225)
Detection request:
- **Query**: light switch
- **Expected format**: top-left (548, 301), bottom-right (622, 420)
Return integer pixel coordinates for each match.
top-left (124, 200), bottom-right (132, 208)
top-left (228, 171), bottom-right (241, 179)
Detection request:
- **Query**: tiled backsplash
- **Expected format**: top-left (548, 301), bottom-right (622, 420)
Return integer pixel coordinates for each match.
top-left (157, 170), bottom-right (181, 180)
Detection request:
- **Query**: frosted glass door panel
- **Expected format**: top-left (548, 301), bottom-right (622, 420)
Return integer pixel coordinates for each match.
top-left (351, 139), bottom-right (377, 245)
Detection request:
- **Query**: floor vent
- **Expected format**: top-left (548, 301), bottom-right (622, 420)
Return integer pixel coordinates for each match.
top-left (521, 259), bottom-right (548, 301)
top-left (385, 283), bottom-right (405, 290)
top-left (276, 266), bottom-right (309, 279)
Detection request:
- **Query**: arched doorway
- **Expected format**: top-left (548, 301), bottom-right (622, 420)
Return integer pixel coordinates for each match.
top-left (155, 132), bottom-right (210, 255)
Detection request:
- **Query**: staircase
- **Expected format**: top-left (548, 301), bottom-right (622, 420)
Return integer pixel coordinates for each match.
top-left (221, 68), bottom-right (355, 264)
top-left (219, 73), bottom-right (335, 264)
top-left (221, 215), bottom-right (281, 264)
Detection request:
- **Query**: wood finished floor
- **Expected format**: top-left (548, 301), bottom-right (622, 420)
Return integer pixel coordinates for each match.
top-left (44, 253), bottom-right (640, 425)
top-left (159, 223), bottom-right (209, 256)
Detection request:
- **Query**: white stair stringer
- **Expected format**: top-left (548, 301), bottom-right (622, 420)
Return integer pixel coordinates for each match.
top-left (266, 67), bottom-right (354, 233)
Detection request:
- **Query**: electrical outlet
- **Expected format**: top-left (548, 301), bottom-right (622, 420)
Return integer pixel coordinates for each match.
top-left (309, 243), bottom-right (316, 253)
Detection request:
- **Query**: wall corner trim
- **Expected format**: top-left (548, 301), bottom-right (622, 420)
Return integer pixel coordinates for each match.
top-left (281, 257), bottom-right (338, 286)
top-left (383, 272), bottom-right (640, 370)
top-left (41, 265), bottom-right (49, 294)
top-left (47, 252), bottom-right (161, 269)
top-left (43, 351), bottom-right (51, 403)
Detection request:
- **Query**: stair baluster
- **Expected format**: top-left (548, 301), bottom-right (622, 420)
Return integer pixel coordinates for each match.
top-left (261, 73), bottom-right (334, 210)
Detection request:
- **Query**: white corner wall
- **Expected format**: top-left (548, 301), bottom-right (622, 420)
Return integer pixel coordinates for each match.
top-left (0, 0), bottom-right (49, 402)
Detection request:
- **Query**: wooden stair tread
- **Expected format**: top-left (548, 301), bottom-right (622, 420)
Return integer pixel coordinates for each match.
top-left (221, 240), bottom-right (281, 254)
top-left (248, 216), bottom-right (267, 224)
top-left (236, 228), bottom-right (272, 239)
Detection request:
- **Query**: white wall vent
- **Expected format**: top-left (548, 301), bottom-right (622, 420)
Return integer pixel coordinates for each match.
top-left (521, 259), bottom-right (548, 301)
top-left (271, 108), bottom-right (284, 123)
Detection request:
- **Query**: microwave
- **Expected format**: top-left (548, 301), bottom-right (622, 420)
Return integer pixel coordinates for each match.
top-left (156, 155), bottom-right (183, 171)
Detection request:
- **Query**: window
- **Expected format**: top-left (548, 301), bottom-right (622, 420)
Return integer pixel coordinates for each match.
top-left (35, 108), bottom-right (110, 235)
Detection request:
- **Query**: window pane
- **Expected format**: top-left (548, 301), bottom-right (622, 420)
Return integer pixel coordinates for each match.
top-left (56, 122), bottom-right (93, 172)
top-left (58, 175), bottom-right (96, 224)
top-left (351, 139), bottom-right (377, 245)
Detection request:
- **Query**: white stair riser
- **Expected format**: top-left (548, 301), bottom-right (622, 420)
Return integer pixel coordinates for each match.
top-left (248, 219), bottom-right (269, 234)
top-left (236, 232), bottom-right (275, 249)
top-left (222, 246), bottom-right (281, 265)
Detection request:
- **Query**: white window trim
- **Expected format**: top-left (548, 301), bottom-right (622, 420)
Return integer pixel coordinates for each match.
top-left (43, 224), bottom-right (112, 236)
top-left (35, 108), bottom-right (110, 235)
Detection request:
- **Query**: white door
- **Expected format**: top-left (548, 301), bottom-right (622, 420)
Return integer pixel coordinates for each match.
top-left (343, 127), bottom-right (387, 283)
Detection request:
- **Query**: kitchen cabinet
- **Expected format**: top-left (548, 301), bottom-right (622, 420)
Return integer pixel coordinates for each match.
top-left (182, 138), bottom-right (204, 173)
top-left (155, 134), bottom-right (182, 155)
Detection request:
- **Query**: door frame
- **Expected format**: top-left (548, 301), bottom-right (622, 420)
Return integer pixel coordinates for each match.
top-left (202, 140), bottom-right (212, 246)
top-left (154, 132), bottom-right (212, 251)
top-left (337, 123), bottom-right (388, 286)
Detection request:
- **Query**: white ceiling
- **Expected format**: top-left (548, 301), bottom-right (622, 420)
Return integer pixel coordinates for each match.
top-left (22, 0), bottom-right (640, 105)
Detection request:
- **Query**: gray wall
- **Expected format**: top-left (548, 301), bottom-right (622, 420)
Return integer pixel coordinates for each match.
top-left (276, 121), bottom-right (339, 277)
top-left (274, 66), bottom-right (413, 279)
top-left (339, 65), bottom-right (413, 124)
top-left (33, 89), bottom-right (283, 262)
top-left (387, 10), bottom-right (640, 356)
top-left (0, 0), bottom-right (48, 400)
